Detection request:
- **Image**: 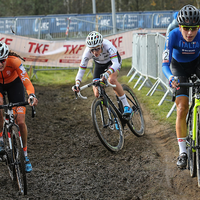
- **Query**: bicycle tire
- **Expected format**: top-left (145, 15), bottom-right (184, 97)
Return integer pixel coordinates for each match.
top-left (122, 84), bottom-right (145, 137)
top-left (12, 126), bottom-right (27, 195)
top-left (91, 98), bottom-right (124, 152)
top-left (186, 108), bottom-right (196, 177)
top-left (3, 126), bottom-right (15, 180)
top-left (196, 108), bottom-right (200, 187)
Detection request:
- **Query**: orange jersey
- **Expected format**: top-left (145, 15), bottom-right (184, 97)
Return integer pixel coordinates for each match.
top-left (0, 56), bottom-right (34, 95)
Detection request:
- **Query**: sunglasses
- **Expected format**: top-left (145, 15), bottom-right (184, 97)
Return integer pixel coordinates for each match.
top-left (0, 59), bottom-right (6, 64)
top-left (181, 25), bottom-right (199, 32)
top-left (90, 47), bottom-right (101, 52)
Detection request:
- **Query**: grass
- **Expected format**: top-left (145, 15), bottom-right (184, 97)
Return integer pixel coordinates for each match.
top-left (29, 68), bottom-right (93, 86)
top-left (29, 58), bottom-right (176, 128)
top-left (29, 58), bottom-right (133, 86)
top-left (119, 75), bottom-right (176, 127)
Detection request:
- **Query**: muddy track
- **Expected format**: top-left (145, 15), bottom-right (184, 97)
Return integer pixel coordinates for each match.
top-left (0, 69), bottom-right (199, 199)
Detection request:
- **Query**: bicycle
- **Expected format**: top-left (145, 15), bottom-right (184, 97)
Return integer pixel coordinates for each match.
top-left (0, 93), bottom-right (35, 195)
top-left (74, 79), bottom-right (145, 152)
top-left (173, 75), bottom-right (200, 187)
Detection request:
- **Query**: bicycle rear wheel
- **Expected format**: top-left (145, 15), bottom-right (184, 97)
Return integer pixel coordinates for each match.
top-left (12, 126), bottom-right (27, 195)
top-left (122, 84), bottom-right (145, 137)
top-left (91, 98), bottom-right (124, 152)
top-left (187, 108), bottom-right (196, 177)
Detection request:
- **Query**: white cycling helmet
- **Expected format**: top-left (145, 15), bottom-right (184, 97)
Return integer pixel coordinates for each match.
top-left (0, 42), bottom-right (9, 60)
top-left (86, 31), bottom-right (103, 48)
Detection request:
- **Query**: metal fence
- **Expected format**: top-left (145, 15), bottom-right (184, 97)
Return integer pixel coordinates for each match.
top-left (0, 11), bottom-right (175, 40)
top-left (128, 33), bottom-right (176, 118)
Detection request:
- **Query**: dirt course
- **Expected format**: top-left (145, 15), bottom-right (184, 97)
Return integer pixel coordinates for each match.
top-left (0, 68), bottom-right (199, 199)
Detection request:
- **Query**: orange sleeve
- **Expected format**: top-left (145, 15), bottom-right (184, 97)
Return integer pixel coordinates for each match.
top-left (16, 64), bottom-right (35, 95)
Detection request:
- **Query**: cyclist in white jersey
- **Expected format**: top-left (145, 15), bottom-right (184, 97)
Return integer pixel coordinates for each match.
top-left (72, 31), bottom-right (133, 116)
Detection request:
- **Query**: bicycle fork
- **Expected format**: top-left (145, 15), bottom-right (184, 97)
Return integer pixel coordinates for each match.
top-left (99, 100), bottom-right (116, 130)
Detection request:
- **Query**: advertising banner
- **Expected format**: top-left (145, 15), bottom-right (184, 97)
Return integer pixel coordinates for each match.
top-left (0, 32), bottom-right (135, 68)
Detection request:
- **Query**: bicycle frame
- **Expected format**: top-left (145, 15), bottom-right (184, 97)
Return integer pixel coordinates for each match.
top-left (0, 95), bottom-right (35, 194)
top-left (76, 79), bottom-right (134, 128)
top-left (191, 93), bottom-right (200, 152)
top-left (102, 91), bottom-right (127, 128)
top-left (3, 108), bottom-right (23, 152)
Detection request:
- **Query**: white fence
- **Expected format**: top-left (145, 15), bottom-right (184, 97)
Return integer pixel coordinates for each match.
top-left (128, 33), bottom-right (176, 118)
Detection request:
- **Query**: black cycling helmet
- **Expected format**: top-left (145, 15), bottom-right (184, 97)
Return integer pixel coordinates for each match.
top-left (177, 4), bottom-right (200, 26)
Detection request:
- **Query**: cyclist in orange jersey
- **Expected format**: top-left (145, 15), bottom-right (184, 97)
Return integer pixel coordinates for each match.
top-left (0, 41), bottom-right (38, 173)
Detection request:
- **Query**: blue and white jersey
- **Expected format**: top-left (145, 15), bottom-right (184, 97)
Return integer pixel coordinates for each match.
top-left (76, 39), bottom-right (121, 82)
top-left (162, 27), bottom-right (200, 80)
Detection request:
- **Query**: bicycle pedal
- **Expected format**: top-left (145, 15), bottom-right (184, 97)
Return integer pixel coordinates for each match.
top-left (122, 115), bottom-right (131, 121)
top-left (177, 166), bottom-right (187, 170)
top-left (115, 123), bottom-right (119, 130)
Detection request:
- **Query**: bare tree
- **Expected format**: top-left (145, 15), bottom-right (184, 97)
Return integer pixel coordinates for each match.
top-left (0, 0), bottom-right (199, 17)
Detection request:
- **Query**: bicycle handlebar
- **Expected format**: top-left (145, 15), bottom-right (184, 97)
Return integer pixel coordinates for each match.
top-left (73, 79), bottom-right (116, 100)
top-left (0, 101), bottom-right (36, 118)
top-left (179, 82), bottom-right (200, 87)
top-left (172, 81), bottom-right (200, 102)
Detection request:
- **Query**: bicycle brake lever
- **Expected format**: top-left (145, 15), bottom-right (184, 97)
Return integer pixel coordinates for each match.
top-left (32, 106), bottom-right (36, 118)
top-left (74, 91), bottom-right (78, 99)
top-left (172, 88), bottom-right (177, 102)
top-left (171, 76), bottom-right (179, 102)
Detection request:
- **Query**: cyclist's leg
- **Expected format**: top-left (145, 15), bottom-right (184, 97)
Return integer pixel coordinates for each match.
top-left (0, 86), bottom-right (5, 153)
top-left (175, 91), bottom-right (189, 168)
top-left (109, 70), bottom-right (132, 116)
top-left (92, 61), bottom-right (109, 98)
top-left (171, 59), bottom-right (191, 168)
top-left (15, 110), bottom-right (27, 150)
top-left (14, 111), bottom-right (32, 172)
top-left (0, 85), bottom-right (4, 131)
top-left (176, 96), bottom-right (189, 148)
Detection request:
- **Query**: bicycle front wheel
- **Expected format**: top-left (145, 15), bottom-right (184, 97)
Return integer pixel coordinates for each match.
top-left (196, 108), bottom-right (200, 187)
top-left (91, 98), bottom-right (124, 152)
top-left (3, 126), bottom-right (14, 180)
top-left (187, 108), bottom-right (196, 177)
top-left (122, 84), bottom-right (145, 137)
top-left (12, 126), bottom-right (27, 195)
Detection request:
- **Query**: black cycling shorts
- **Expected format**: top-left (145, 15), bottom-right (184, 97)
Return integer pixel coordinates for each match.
top-left (93, 52), bottom-right (121, 80)
top-left (0, 77), bottom-right (25, 103)
top-left (93, 61), bottom-right (112, 80)
top-left (171, 57), bottom-right (200, 97)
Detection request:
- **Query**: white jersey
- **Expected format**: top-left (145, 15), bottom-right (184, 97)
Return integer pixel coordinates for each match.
top-left (75, 39), bottom-right (121, 82)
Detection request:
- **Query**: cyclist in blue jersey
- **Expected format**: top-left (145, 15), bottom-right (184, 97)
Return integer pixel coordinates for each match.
top-left (72, 31), bottom-right (133, 117)
top-left (162, 4), bottom-right (200, 169)
top-left (166, 11), bottom-right (179, 36)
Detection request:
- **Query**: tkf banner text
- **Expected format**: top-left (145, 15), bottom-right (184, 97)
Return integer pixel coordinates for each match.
top-left (0, 32), bottom-right (133, 67)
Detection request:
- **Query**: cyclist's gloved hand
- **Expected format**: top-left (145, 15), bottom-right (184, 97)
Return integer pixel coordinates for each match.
top-left (101, 72), bottom-right (110, 83)
top-left (28, 93), bottom-right (38, 106)
top-left (72, 80), bottom-right (80, 92)
top-left (169, 76), bottom-right (180, 88)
